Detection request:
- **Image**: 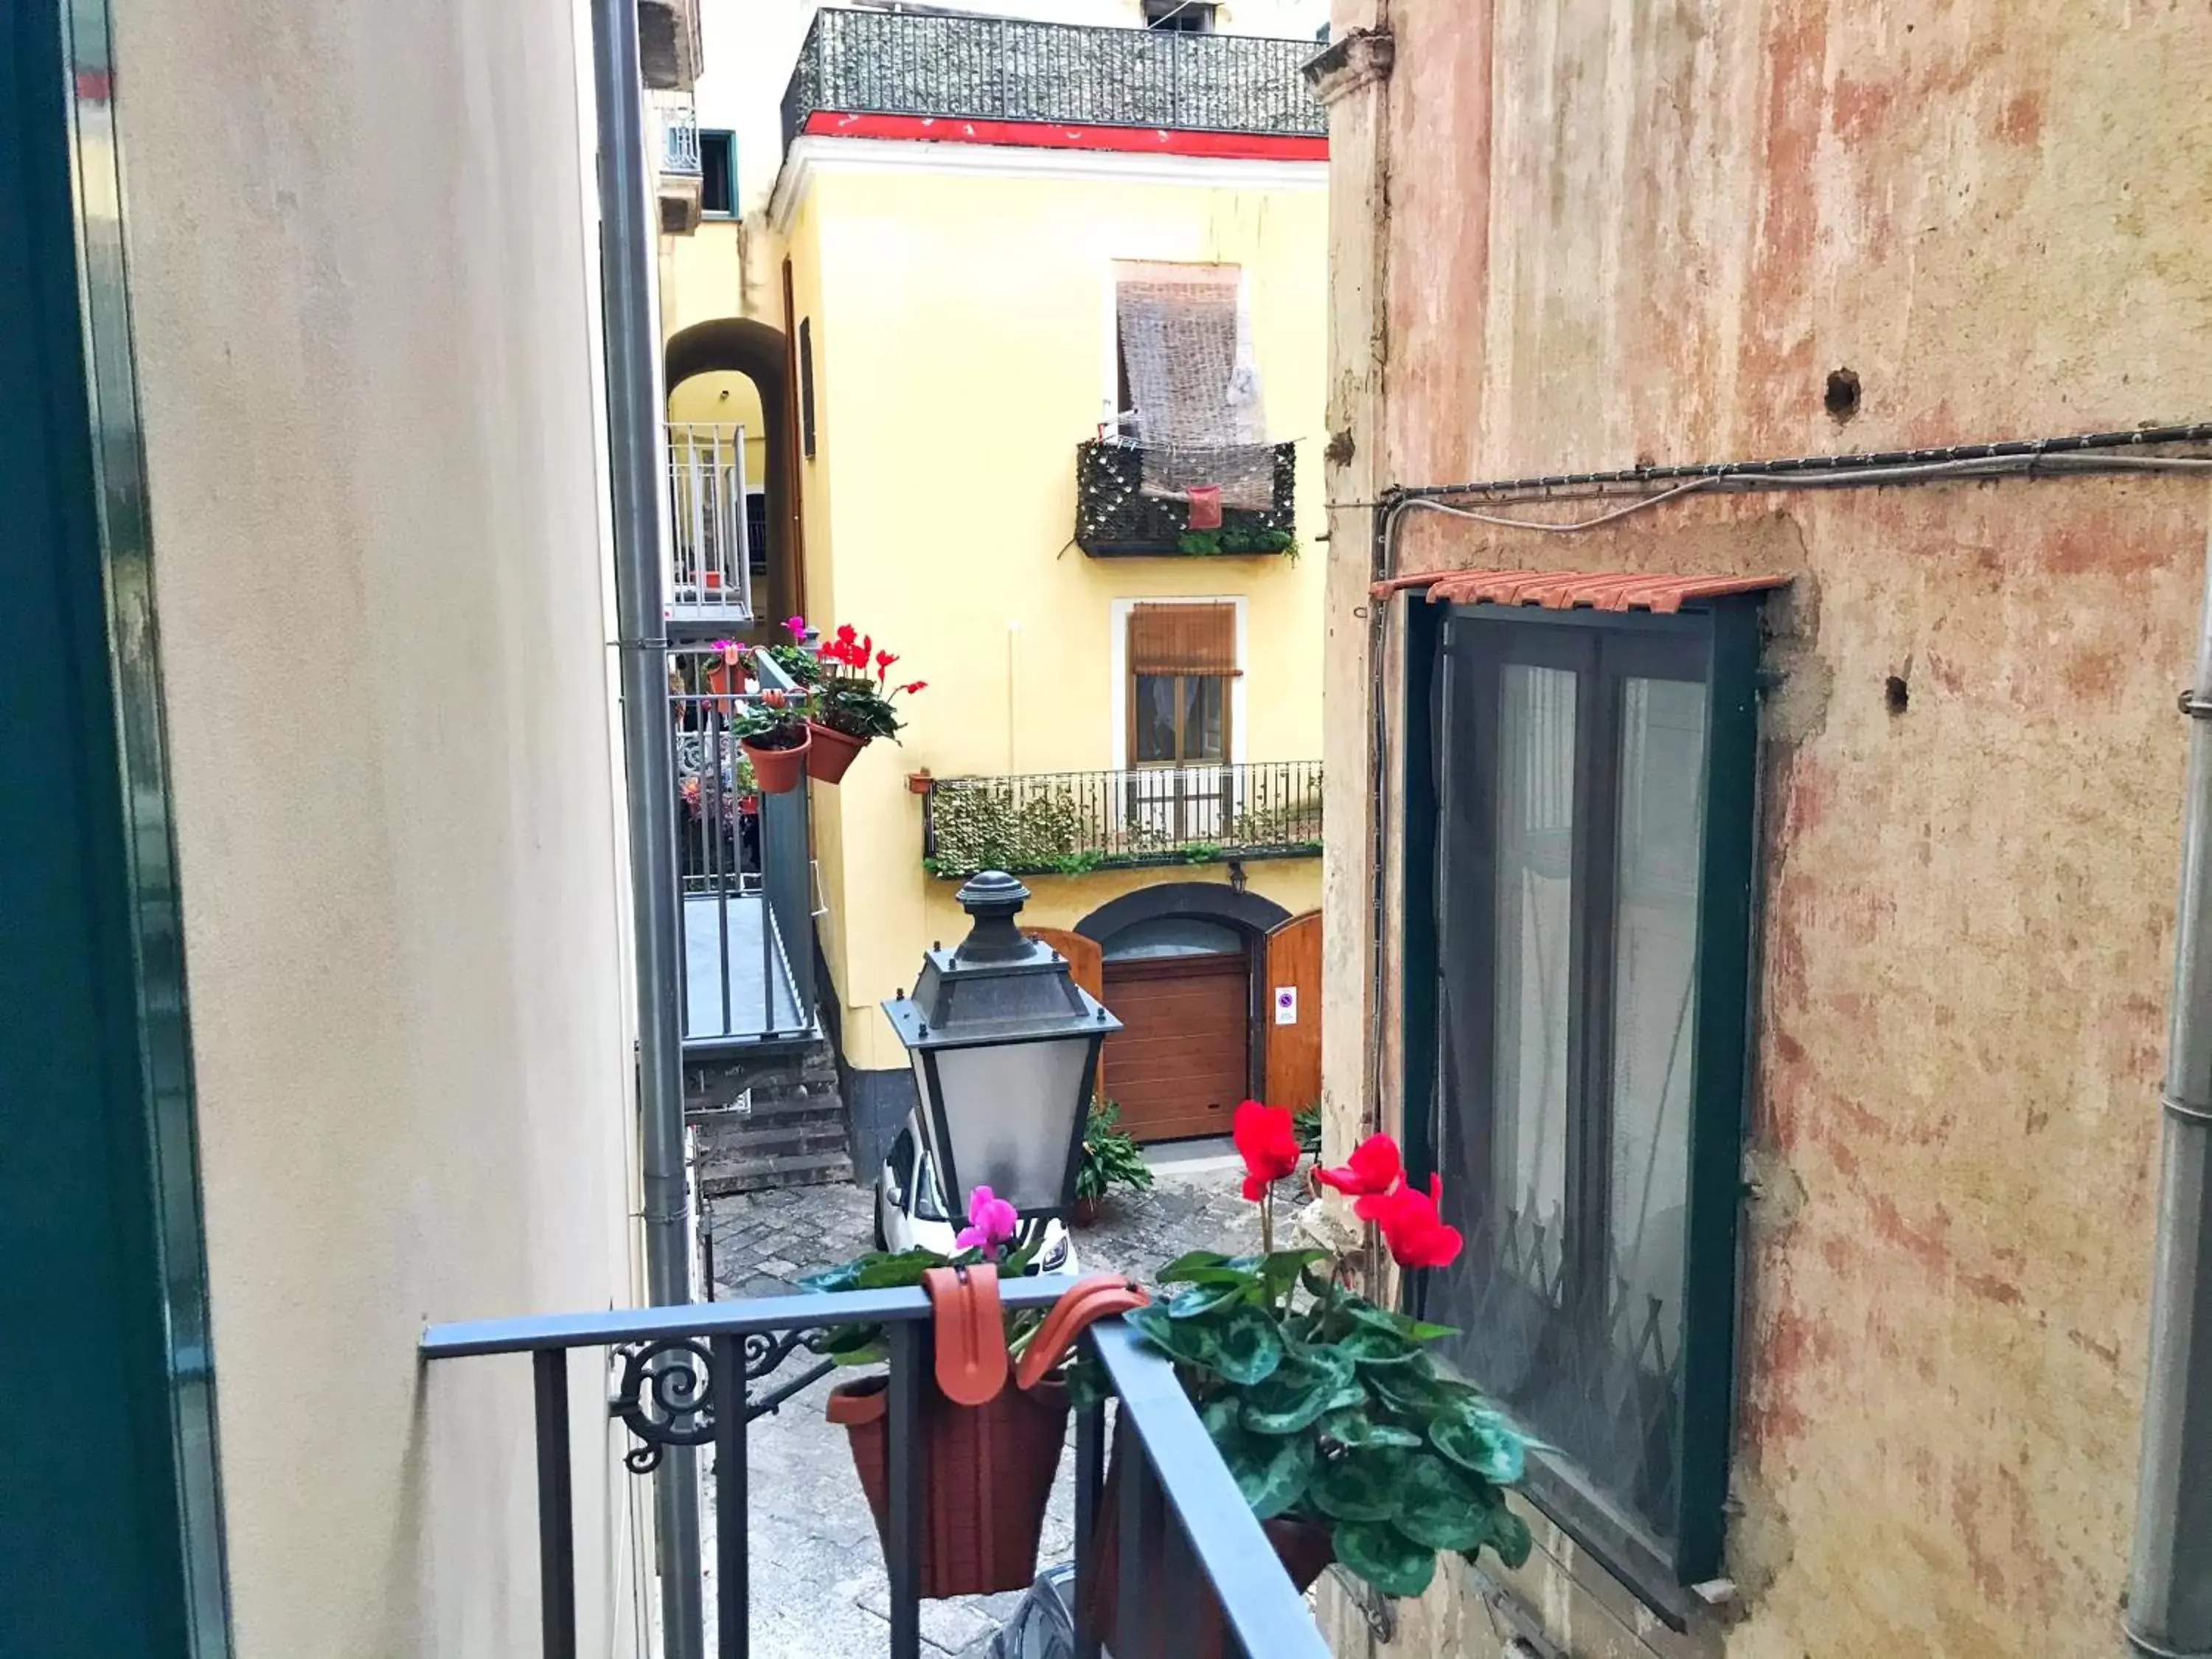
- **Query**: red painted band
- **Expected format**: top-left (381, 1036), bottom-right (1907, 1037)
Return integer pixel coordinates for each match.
top-left (799, 110), bottom-right (1328, 161)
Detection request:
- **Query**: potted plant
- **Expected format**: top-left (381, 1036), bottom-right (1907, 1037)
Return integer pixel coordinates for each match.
top-left (1072, 1099), bottom-right (1152, 1226)
top-left (804, 1190), bottom-right (1147, 1599)
top-left (703, 638), bottom-right (747, 712)
top-left (1085, 1102), bottom-right (1531, 1656)
top-left (796, 617), bottom-right (927, 784)
top-left (731, 687), bottom-right (812, 794)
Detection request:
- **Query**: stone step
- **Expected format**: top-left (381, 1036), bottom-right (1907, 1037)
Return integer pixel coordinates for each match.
top-left (698, 1148), bottom-right (854, 1199)
top-left (698, 1119), bottom-right (849, 1161)
top-left (687, 1087), bottom-right (844, 1126)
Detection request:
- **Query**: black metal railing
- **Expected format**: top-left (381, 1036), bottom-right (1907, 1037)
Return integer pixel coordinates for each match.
top-left (923, 761), bottom-right (1321, 878)
top-left (669, 646), bottom-right (817, 1049)
top-left (420, 1281), bottom-right (1329, 1659)
top-left (1076, 438), bottom-right (1298, 558)
top-left (780, 10), bottom-right (1326, 149)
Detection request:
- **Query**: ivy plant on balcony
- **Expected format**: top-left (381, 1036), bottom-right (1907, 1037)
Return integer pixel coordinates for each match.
top-left (1124, 1105), bottom-right (1534, 1603)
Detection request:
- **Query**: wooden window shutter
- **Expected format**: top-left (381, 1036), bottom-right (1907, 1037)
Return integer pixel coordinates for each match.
top-left (1129, 602), bottom-right (1239, 676)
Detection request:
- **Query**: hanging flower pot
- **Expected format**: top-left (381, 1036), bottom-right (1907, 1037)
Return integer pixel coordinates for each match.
top-left (739, 731), bottom-right (810, 794)
top-left (815, 1240), bottom-right (1149, 1599)
top-left (804, 720), bottom-right (869, 784)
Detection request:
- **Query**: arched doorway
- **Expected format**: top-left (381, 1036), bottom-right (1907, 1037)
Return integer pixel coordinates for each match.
top-left (1074, 884), bottom-right (1290, 1144)
top-left (664, 316), bottom-right (798, 635)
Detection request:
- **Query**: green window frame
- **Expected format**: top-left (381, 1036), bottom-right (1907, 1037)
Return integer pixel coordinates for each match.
top-left (1399, 596), bottom-right (1759, 1614)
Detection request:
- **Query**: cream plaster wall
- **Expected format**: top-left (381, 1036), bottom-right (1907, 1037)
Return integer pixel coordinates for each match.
top-left (111, 0), bottom-right (646, 1653)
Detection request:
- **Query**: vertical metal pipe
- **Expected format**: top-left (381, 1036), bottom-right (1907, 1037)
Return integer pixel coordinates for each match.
top-left (2126, 538), bottom-right (2212, 1659)
top-left (711, 1336), bottom-right (749, 1659)
top-left (887, 1321), bottom-right (927, 1659)
top-left (1072, 1384), bottom-right (1105, 1659)
top-left (585, 0), bottom-right (702, 1649)
top-left (533, 1352), bottom-right (579, 1659)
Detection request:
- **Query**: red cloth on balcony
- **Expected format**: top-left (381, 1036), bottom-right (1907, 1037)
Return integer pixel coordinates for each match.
top-left (1186, 484), bottom-right (1222, 529)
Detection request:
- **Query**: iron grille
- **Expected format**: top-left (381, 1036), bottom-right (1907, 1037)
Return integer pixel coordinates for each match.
top-left (780, 10), bottom-right (1327, 149)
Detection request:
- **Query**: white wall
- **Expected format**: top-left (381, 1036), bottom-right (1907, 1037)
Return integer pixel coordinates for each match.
top-left (695, 0), bottom-right (1332, 217)
top-left (108, 0), bottom-right (647, 1653)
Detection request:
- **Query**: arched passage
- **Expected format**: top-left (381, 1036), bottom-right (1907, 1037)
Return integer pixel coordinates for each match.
top-left (665, 316), bottom-right (798, 633)
top-left (1074, 883), bottom-right (1292, 1142)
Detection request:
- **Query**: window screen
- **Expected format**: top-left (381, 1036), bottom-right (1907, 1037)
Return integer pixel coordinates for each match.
top-left (1414, 603), bottom-right (1756, 1597)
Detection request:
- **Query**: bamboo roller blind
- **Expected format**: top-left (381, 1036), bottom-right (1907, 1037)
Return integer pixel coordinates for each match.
top-left (1129, 602), bottom-right (1239, 676)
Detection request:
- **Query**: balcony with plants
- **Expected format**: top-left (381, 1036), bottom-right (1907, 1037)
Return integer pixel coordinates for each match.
top-left (922, 760), bottom-right (1321, 878)
top-left (1074, 436), bottom-right (1297, 559)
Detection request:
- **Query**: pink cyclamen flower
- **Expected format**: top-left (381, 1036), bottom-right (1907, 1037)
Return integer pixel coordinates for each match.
top-left (955, 1185), bottom-right (1020, 1256)
top-left (785, 615), bottom-right (807, 639)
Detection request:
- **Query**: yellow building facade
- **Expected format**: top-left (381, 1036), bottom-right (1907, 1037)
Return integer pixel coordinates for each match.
top-left (661, 5), bottom-right (1331, 1160)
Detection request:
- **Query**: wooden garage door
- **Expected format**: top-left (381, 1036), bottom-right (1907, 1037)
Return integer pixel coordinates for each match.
top-left (1102, 952), bottom-right (1251, 1143)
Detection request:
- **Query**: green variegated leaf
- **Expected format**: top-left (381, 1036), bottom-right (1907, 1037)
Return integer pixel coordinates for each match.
top-left (1158, 1250), bottom-right (1232, 1283)
top-left (1486, 1507), bottom-right (1534, 1570)
top-left (1127, 1303), bottom-right (1223, 1370)
top-left (1256, 1249), bottom-right (1329, 1304)
top-left (1335, 1324), bottom-right (1417, 1365)
top-left (1392, 1454), bottom-right (1492, 1552)
top-left (852, 1248), bottom-right (949, 1290)
top-left (1200, 1394), bottom-right (1241, 1439)
top-left (1218, 1425), bottom-right (1317, 1521)
top-left (1208, 1304), bottom-right (1285, 1385)
top-left (1430, 1408), bottom-right (1526, 1486)
top-left (1321, 1409), bottom-right (1422, 1450)
top-left (1168, 1279), bottom-right (1248, 1320)
top-left (1332, 1522), bottom-right (1437, 1600)
top-left (1366, 1358), bottom-right (1448, 1417)
top-left (1310, 1450), bottom-right (1405, 1523)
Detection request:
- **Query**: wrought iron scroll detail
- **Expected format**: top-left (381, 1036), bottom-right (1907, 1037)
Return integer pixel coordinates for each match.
top-left (610, 1327), bottom-right (841, 1471)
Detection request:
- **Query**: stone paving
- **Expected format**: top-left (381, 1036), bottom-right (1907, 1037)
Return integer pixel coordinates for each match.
top-left (703, 1166), bottom-right (1285, 1658)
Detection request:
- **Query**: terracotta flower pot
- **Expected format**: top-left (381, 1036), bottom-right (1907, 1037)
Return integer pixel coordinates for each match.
top-left (739, 731), bottom-right (810, 794)
top-left (804, 720), bottom-right (869, 784)
top-left (1071, 1195), bottom-right (1103, 1228)
top-left (1079, 1444), bottom-right (1334, 1659)
top-left (825, 1374), bottom-right (1070, 1599)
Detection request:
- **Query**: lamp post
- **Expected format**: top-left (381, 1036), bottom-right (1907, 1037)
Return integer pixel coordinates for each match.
top-left (882, 871), bottom-right (1121, 1221)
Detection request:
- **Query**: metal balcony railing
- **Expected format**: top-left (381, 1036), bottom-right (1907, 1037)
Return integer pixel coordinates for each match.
top-left (923, 761), bottom-right (1322, 878)
top-left (1075, 438), bottom-right (1298, 558)
top-left (667, 422), bottom-right (753, 626)
top-left (669, 646), bottom-right (817, 1050)
top-left (662, 97), bottom-right (703, 176)
top-left (420, 1278), bottom-right (1329, 1659)
top-left (779, 9), bottom-right (1326, 150)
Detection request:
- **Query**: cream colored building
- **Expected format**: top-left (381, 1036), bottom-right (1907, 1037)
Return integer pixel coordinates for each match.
top-left (658, 1), bottom-right (1336, 1172)
top-left (7, 0), bottom-right (688, 1654)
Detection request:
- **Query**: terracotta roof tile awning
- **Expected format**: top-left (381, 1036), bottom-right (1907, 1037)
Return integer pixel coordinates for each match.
top-left (1372, 568), bottom-right (1790, 614)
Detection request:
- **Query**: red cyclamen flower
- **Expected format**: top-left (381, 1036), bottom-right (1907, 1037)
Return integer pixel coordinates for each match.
top-left (1314, 1133), bottom-right (1403, 1200)
top-left (1231, 1100), bottom-right (1301, 1201)
top-left (1368, 1174), bottom-right (1463, 1270)
top-left (900, 681), bottom-right (927, 695)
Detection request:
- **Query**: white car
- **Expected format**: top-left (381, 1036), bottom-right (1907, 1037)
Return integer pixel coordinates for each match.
top-left (875, 1116), bottom-right (1077, 1276)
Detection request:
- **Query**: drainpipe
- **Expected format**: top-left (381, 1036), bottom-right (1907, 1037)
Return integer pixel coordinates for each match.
top-left (587, 0), bottom-right (704, 1655)
top-left (2125, 536), bottom-right (2212, 1659)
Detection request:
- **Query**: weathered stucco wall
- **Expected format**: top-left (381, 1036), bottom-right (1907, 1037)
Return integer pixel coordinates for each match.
top-left (111, 0), bottom-right (647, 1652)
top-left (1319, 1), bottom-right (2212, 1654)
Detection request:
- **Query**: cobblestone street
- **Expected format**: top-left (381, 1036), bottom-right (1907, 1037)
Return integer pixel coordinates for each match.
top-left (703, 1165), bottom-right (1281, 1658)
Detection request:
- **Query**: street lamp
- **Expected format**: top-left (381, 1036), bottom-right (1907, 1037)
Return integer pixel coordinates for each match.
top-left (882, 871), bottom-right (1121, 1221)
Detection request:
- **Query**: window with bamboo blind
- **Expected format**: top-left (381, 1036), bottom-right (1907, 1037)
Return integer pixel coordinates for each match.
top-left (1128, 602), bottom-right (1237, 765)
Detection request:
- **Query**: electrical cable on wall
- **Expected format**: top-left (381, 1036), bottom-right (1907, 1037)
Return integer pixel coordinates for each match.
top-left (1355, 422), bottom-right (2212, 1155)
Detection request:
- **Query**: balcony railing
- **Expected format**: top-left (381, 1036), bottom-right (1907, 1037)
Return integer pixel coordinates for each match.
top-left (667, 422), bottom-right (753, 627)
top-left (779, 9), bottom-right (1327, 150)
top-left (661, 97), bottom-right (703, 176)
top-left (1076, 438), bottom-right (1297, 558)
top-left (923, 761), bottom-right (1322, 878)
top-left (670, 646), bottom-right (817, 1050)
top-left (422, 1278), bottom-right (1327, 1659)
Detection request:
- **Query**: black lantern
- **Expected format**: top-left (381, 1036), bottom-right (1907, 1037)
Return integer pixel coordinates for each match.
top-left (881, 871), bottom-right (1121, 1221)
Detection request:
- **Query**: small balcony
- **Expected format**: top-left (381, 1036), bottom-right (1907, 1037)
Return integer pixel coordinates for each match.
top-left (658, 96), bottom-right (703, 234)
top-left (670, 646), bottom-right (817, 1051)
top-left (421, 1276), bottom-right (1329, 1658)
top-left (922, 762), bottom-right (1322, 878)
top-left (779, 8), bottom-right (1327, 150)
top-left (1075, 438), bottom-right (1298, 559)
top-left (667, 422), bottom-right (755, 627)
